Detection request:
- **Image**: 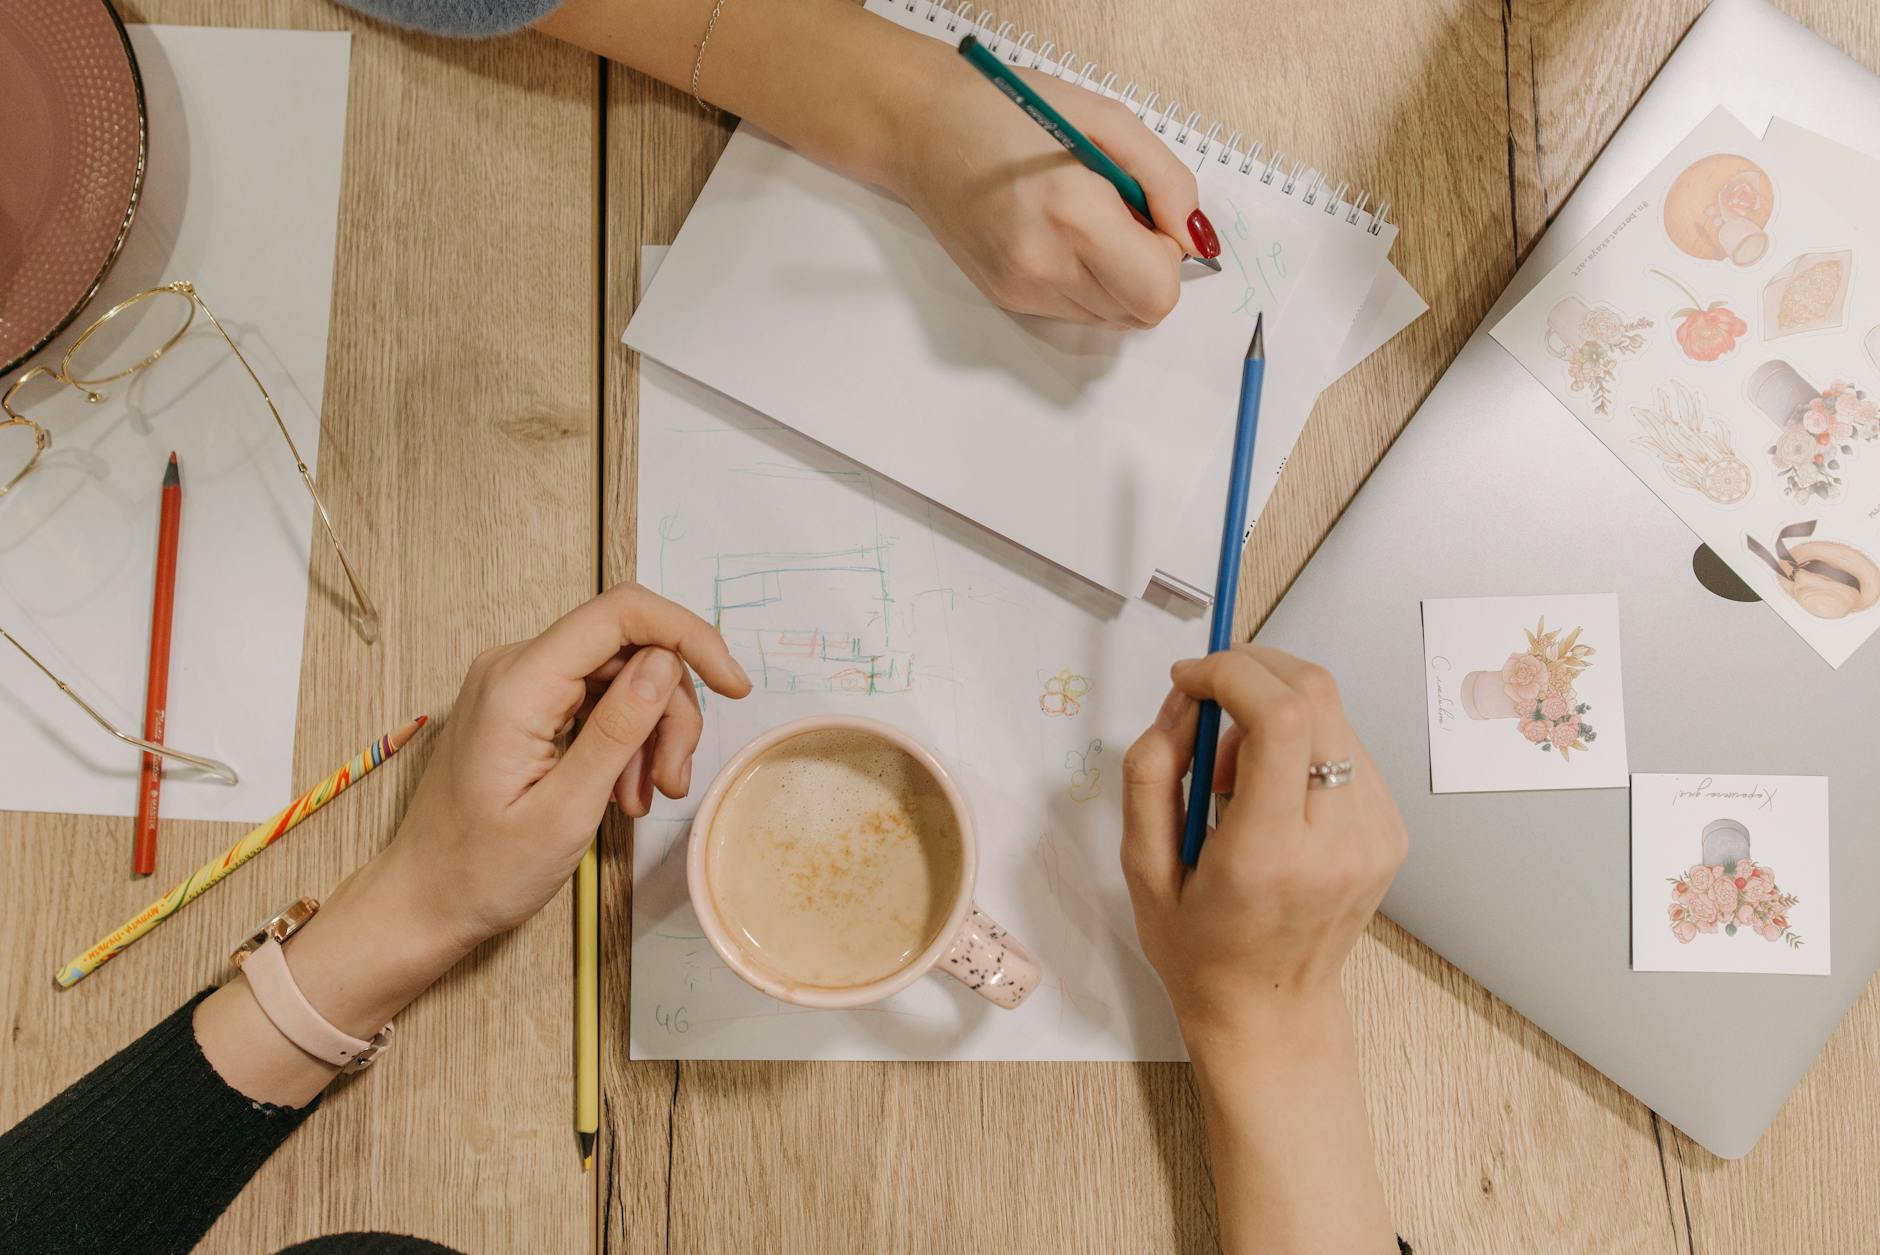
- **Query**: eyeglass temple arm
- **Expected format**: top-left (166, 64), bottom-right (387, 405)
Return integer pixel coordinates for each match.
top-left (0, 627), bottom-right (239, 785)
top-left (192, 298), bottom-right (381, 645)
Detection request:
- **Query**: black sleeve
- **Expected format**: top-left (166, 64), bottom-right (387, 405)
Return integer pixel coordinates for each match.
top-left (0, 987), bottom-right (320, 1255)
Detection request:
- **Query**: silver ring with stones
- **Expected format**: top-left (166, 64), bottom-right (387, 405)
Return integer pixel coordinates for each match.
top-left (1307, 758), bottom-right (1356, 790)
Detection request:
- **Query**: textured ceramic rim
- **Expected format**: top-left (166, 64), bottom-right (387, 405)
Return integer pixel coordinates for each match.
top-left (685, 715), bottom-right (980, 1010)
top-left (1, 0), bottom-right (149, 378)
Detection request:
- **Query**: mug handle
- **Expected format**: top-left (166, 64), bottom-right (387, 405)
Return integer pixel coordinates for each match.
top-left (1544, 329), bottom-right (1572, 359)
top-left (938, 906), bottom-right (1040, 1009)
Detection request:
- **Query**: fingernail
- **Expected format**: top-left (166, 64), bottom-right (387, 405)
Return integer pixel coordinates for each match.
top-left (632, 650), bottom-right (680, 702)
top-left (1187, 209), bottom-right (1221, 260)
top-left (1153, 689), bottom-right (1188, 730)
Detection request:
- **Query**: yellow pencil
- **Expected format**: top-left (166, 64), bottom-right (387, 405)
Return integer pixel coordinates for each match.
top-left (55, 717), bottom-right (429, 989)
top-left (575, 837), bottom-right (600, 1170)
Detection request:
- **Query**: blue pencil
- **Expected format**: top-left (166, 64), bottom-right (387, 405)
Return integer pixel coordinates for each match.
top-left (1181, 315), bottom-right (1266, 866)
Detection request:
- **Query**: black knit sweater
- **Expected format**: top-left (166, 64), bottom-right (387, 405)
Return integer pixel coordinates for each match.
top-left (2, 991), bottom-right (1413, 1255)
top-left (0, 988), bottom-right (459, 1255)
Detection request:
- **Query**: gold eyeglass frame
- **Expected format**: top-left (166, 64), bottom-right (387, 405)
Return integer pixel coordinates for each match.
top-left (0, 280), bottom-right (381, 785)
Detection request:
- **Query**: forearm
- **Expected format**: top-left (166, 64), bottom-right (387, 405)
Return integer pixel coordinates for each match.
top-left (537, 0), bottom-right (935, 189)
top-left (1186, 994), bottom-right (1396, 1255)
top-left (193, 844), bottom-right (473, 1109)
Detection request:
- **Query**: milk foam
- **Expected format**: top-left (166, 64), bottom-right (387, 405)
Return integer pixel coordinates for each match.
top-left (707, 729), bottom-right (963, 989)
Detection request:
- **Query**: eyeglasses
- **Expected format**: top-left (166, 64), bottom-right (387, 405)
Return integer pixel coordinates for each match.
top-left (1, 281), bottom-right (380, 782)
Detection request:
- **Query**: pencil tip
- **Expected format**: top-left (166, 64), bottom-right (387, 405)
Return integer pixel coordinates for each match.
top-left (579, 1130), bottom-right (596, 1169)
top-left (1247, 314), bottom-right (1265, 361)
top-left (163, 455), bottom-right (180, 488)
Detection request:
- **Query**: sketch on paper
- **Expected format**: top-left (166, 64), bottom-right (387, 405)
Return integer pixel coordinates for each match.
top-left (711, 546), bottom-right (913, 695)
top-left (1038, 668), bottom-right (1091, 717)
top-left (1065, 739), bottom-right (1103, 803)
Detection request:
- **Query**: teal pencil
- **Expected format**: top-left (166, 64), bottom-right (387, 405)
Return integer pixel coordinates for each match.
top-left (957, 35), bottom-right (1223, 272)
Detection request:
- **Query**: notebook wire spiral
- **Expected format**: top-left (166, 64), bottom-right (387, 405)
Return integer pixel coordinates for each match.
top-left (889, 0), bottom-right (1391, 237)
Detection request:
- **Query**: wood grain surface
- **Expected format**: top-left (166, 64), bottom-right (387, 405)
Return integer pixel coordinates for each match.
top-left (0, 2), bottom-right (599, 1252)
top-left (4, 0), bottom-right (1879, 1252)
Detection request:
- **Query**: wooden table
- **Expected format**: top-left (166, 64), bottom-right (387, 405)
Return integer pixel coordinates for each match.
top-left (4, 1), bottom-right (1877, 1251)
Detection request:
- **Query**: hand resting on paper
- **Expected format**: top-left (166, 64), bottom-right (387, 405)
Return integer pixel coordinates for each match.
top-left (193, 583), bottom-right (752, 1109)
top-left (1123, 644), bottom-right (1407, 1255)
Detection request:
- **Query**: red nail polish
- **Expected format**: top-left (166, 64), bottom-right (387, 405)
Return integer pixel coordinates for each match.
top-left (1187, 209), bottom-right (1221, 259)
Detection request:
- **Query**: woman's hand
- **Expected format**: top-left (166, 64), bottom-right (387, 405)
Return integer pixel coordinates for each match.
top-left (1122, 645), bottom-right (1406, 1038)
top-left (1121, 644), bottom-right (1405, 1255)
top-left (535, 0), bottom-right (1216, 330)
top-left (893, 50), bottom-right (1216, 329)
top-left (195, 584), bottom-right (750, 1106)
top-left (382, 582), bottom-right (752, 949)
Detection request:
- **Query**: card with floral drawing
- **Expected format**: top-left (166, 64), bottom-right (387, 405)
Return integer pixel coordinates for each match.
top-left (1492, 108), bottom-right (1880, 669)
top-left (1631, 773), bottom-right (1830, 975)
top-left (1420, 594), bottom-right (1630, 794)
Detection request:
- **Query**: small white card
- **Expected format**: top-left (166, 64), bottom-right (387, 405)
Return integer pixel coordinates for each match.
top-left (1420, 594), bottom-right (1630, 793)
top-left (1631, 773), bottom-right (1830, 975)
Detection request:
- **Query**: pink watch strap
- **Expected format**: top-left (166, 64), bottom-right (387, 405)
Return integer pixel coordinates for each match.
top-left (240, 937), bottom-right (390, 1069)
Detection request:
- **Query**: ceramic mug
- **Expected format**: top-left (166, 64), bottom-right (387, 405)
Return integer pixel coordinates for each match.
top-left (686, 715), bottom-right (1040, 1011)
top-left (1543, 296), bottom-right (1592, 359)
top-left (1703, 173), bottom-right (1771, 266)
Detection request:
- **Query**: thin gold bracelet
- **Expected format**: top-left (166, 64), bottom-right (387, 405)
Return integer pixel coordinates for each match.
top-left (690, 0), bottom-right (734, 109)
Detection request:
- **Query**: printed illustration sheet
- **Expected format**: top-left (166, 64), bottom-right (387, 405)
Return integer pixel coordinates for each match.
top-left (1631, 773), bottom-right (1829, 975)
top-left (1492, 109), bottom-right (1880, 668)
top-left (630, 251), bottom-right (1205, 1061)
top-left (1420, 595), bottom-right (1630, 793)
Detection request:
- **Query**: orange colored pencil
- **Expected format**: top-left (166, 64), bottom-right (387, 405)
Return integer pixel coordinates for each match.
top-left (134, 453), bottom-right (183, 876)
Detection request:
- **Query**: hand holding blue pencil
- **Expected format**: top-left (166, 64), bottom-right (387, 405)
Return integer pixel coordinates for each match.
top-left (1181, 316), bottom-right (1265, 865)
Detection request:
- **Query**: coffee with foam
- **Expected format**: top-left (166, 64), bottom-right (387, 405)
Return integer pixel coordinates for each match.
top-left (706, 728), bottom-right (964, 990)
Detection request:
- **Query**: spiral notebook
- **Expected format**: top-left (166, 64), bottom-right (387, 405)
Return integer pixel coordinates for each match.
top-left (627, 0), bottom-right (1416, 602)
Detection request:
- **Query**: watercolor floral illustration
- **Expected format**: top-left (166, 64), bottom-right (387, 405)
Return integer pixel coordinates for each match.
top-left (1491, 618), bottom-right (1598, 761)
top-left (1650, 268), bottom-right (1747, 362)
top-left (1630, 381), bottom-right (1752, 505)
top-left (1766, 378), bottom-right (1880, 503)
top-left (1038, 668), bottom-right (1090, 717)
top-left (1557, 304), bottom-right (1653, 415)
top-left (1667, 857), bottom-right (1802, 947)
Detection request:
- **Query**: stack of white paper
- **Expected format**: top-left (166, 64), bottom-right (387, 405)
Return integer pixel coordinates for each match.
top-left (625, 0), bottom-right (1422, 604)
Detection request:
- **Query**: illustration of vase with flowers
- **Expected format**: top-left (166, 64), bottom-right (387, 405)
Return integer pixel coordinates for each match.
top-left (1747, 360), bottom-right (1880, 503)
top-left (1458, 618), bottom-right (1597, 761)
top-left (1543, 297), bottom-right (1652, 416)
top-left (1666, 819), bottom-right (1802, 947)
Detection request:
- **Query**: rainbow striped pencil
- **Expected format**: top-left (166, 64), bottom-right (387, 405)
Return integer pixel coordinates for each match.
top-left (55, 717), bottom-right (429, 989)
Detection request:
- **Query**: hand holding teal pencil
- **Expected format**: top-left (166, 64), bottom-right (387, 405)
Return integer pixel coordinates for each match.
top-left (894, 49), bottom-right (1216, 329)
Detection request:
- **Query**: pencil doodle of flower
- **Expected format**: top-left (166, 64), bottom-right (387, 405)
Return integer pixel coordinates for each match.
top-left (1038, 668), bottom-right (1091, 718)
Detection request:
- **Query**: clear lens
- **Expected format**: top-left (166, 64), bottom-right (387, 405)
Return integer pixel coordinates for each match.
top-left (63, 288), bottom-right (196, 387)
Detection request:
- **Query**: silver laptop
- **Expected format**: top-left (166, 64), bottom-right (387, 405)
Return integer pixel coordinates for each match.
top-left (1256, 0), bottom-right (1880, 1161)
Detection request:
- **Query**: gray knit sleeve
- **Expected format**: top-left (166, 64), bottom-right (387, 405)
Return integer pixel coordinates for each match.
top-left (330, 0), bottom-right (564, 37)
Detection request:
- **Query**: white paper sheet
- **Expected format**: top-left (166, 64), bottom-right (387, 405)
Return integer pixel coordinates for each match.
top-left (0, 27), bottom-right (351, 820)
top-left (626, 0), bottom-right (1400, 601)
top-left (632, 247), bottom-right (1204, 1061)
top-left (1491, 109), bottom-right (1880, 669)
